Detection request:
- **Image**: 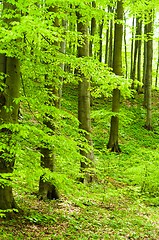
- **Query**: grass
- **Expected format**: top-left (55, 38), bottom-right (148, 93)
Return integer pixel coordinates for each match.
top-left (1, 90), bottom-right (159, 239)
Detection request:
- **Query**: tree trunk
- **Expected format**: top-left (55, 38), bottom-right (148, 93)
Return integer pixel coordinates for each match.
top-left (137, 20), bottom-right (143, 93)
top-left (108, 6), bottom-right (114, 68)
top-left (130, 16), bottom-right (135, 79)
top-left (76, 9), bottom-right (94, 183)
top-left (39, 148), bottom-right (59, 200)
top-left (0, 56), bottom-right (20, 211)
top-left (144, 15), bottom-right (153, 130)
top-left (131, 17), bottom-right (140, 89)
top-left (0, 2), bottom-right (20, 212)
top-left (38, 6), bottom-right (61, 200)
top-left (124, 13), bottom-right (128, 78)
top-left (89, 1), bottom-right (96, 57)
top-left (98, 18), bottom-right (104, 62)
top-left (107, 0), bottom-right (123, 153)
top-left (143, 23), bottom-right (148, 101)
top-left (155, 40), bottom-right (159, 88)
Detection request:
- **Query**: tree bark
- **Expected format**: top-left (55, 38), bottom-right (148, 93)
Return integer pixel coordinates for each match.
top-left (107, 0), bottom-right (123, 153)
top-left (130, 16), bottom-right (135, 79)
top-left (38, 6), bottom-right (60, 200)
top-left (144, 15), bottom-right (153, 130)
top-left (124, 13), bottom-right (128, 78)
top-left (155, 40), bottom-right (159, 88)
top-left (137, 20), bottom-right (143, 93)
top-left (39, 148), bottom-right (59, 200)
top-left (131, 17), bottom-right (140, 89)
top-left (98, 18), bottom-right (104, 62)
top-left (0, 56), bottom-right (20, 211)
top-left (89, 1), bottom-right (97, 57)
top-left (108, 6), bottom-right (114, 68)
top-left (0, 2), bottom-right (20, 212)
top-left (76, 9), bottom-right (94, 183)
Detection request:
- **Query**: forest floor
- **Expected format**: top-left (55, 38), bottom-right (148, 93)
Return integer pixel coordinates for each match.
top-left (1, 90), bottom-right (159, 239)
top-left (0, 187), bottom-right (159, 239)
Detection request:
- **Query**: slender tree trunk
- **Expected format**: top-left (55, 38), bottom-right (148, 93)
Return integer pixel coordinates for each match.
top-left (107, 0), bottom-right (123, 153)
top-left (98, 18), bottom-right (104, 62)
top-left (108, 6), bottom-right (114, 68)
top-left (131, 17), bottom-right (140, 88)
top-left (144, 16), bottom-right (153, 130)
top-left (137, 20), bottom-right (143, 93)
top-left (155, 40), bottom-right (159, 88)
top-left (130, 16), bottom-right (135, 79)
top-left (76, 9), bottom-right (94, 183)
top-left (143, 23), bottom-right (148, 99)
top-left (105, 25), bottom-right (109, 64)
top-left (124, 13), bottom-right (128, 78)
top-left (105, 6), bottom-right (110, 64)
top-left (89, 1), bottom-right (96, 57)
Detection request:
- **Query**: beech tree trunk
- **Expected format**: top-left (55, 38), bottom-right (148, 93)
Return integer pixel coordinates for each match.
top-left (0, 56), bottom-right (20, 210)
top-left (38, 6), bottom-right (60, 200)
top-left (98, 18), bottom-right (104, 62)
top-left (0, 2), bottom-right (20, 212)
top-left (155, 40), bottom-right (159, 88)
top-left (143, 23), bottom-right (148, 93)
top-left (124, 13), bottom-right (128, 78)
top-left (107, 0), bottom-right (123, 153)
top-left (131, 17), bottom-right (140, 88)
top-left (108, 6), bottom-right (114, 68)
top-left (137, 20), bottom-right (142, 93)
top-left (39, 148), bottom-right (59, 200)
top-left (76, 9), bottom-right (94, 183)
top-left (130, 16), bottom-right (135, 79)
top-left (89, 1), bottom-right (96, 57)
top-left (144, 15), bottom-right (153, 130)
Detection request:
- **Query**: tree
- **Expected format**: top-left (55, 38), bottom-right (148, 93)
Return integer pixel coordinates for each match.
top-left (76, 6), bottom-right (94, 183)
top-left (38, 5), bottom-right (61, 200)
top-left (144, 11), bottom-right (153, 130)
top-left (0, 1), bottom-right (20, 211)
top-left (107, 0), bottom-right (124, 153)
top-left (89, 1), bottom-right (97, 57)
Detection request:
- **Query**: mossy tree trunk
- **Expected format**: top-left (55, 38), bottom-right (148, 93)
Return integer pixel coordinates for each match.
top-left (76, 9), bottom-right (94, 183)
top-left (107, 0), bottom-right (123, 153)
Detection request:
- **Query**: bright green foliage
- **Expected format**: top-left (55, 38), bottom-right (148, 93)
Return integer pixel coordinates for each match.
top-left (0, 2), bottom-right (159, 238)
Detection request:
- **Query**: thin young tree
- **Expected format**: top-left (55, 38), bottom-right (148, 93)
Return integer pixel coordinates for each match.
top-left (89, 1), bottom-right (97, 57)
top-left (144, 11), bottom-right (153, 130)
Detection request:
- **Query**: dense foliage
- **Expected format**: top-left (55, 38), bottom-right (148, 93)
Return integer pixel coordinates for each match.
top-left (1, 0), bottom-right (159, 238)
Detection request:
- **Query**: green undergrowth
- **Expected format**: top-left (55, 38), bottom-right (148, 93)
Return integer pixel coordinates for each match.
top-left (92, 91), bottom-right (159, 206)
top-left (1, 90), bottom-right (159, 239)
top-left (1, 184), bottom-right (159, 239)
